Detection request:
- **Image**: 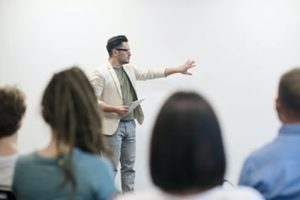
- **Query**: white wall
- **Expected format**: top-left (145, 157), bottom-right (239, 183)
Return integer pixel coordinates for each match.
top-left (1, 0), bottom-right (300, 190)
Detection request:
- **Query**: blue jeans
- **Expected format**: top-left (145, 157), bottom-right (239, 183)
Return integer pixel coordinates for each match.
top-left (105, 120), bottom-right (136, 193)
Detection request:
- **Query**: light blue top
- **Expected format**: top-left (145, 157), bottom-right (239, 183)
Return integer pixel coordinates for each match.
top-left (13, 148), bottom-right (118, 200)
top-left (239, 124), bottom-right (300, 200)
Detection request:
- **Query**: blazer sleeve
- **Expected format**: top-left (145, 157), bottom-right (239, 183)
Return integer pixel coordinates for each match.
top-left (90, 69), bottom-right (105, 103)
top-left (132, 65), bottom-right (165, 81)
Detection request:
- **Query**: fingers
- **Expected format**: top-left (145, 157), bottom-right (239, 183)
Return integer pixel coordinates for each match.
top-left (120, 110), bottom-right (128, 116)
top-left (115, 105), bottom-right (128, 116)
top-left (121, 108), bottom-right (128, 115)
top-left (119, 106), bottom-right (128, 116)
top-left (186, 59), bottom-right (196, 68)
top-left (183, 60), bottom-right (196, 70)
top-left (182, 59), bottom-right (196, 75)
top-left (184, 72), bottom-right (192, 75)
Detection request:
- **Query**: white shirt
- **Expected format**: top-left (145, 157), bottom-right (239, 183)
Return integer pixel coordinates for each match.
top-left (0, 154), bottom-right (18, 187)
top-left (117, 186), bottom-right (264, 200)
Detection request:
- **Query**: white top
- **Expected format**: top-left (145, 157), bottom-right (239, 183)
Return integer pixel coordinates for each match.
top-left (0, 154), bottom-right (18, 187)
top-left (117, 186), bottom-right (264, 200)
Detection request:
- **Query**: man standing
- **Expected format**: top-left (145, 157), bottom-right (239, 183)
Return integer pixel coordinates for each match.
top-left (90, 35), bottom-right (196, 193)
top-left (239, 67), bottom-right (300, 200)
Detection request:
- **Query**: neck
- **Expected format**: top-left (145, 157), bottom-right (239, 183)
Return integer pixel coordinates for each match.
top-left (283, 120), bottom-right (300, 124)
top-left (109, 58), bottom-right (122, 68)
top-left (279, 114), bottom-right (300, 124)
top-left (0, 133), bottom-right (18, 156)
top-left (38, 130), bottom-right (71, 158)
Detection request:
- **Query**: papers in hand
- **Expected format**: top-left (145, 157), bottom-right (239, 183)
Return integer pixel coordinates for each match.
top-left (126, 99), bottom-right (144, 115)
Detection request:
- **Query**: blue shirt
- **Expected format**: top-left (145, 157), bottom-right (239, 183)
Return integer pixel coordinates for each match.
top-left (13, 148), bottom-right (118, 200)
top-left (239, 124), bottom-right (300, 200)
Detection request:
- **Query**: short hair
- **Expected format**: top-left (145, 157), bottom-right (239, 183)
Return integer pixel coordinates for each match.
top-left (0, 86), bottom-right (26, 138)
top-left (150, 91), bottom-right (226, 192)
top-left (41, 66), bottom-right (108, 189)
top-left (106, 35), bottom-right (128, 57)
top-left (278, 67), bottom-right (300, 118)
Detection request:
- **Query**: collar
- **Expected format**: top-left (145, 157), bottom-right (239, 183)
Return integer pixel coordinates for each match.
top-left (279, 123), bottom-right (300, 135)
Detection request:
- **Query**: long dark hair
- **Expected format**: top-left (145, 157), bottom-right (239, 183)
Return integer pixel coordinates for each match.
top-left (150, 91), bottom-right (226, 192)
top-left (41, 67), bottom-right (109, 192)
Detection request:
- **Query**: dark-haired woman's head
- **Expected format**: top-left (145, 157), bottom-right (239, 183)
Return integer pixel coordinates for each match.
top-left (150, 91), bottom-right (226, 193)
top-left (42, 67), bottom-right (107, 155)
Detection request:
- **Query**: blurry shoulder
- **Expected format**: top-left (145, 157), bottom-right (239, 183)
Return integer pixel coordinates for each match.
top-left (91, 62), bottom-right (111, 75)
top-left (116, 187), bottom-right (264, 200)
top-left (93, 64), bottom-right (109, 74)
top-left (15, 152), bottom-right (38, 169)
top-left (115, 189), bottom-right (162, 200)
top-left (72, 148), bottom-right (111, 167)
top-left (217, 186), bottom-right (264, 199)
top-left (116, 193), bottom-right (157, 200)
top-left (17, 152), bottom-right (37, 163)
top-left (245, 137), bottom-right (279, 164)
top-left (0, 153), bottom-right (18, 163)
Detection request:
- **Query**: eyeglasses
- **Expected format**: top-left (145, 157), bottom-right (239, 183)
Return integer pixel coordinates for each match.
top-left (116, 48), bottom-right (130, 52)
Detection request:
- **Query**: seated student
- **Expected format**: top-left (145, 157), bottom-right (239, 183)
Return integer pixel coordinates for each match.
top-left (239, 67), bottom-right (300, 200)
top-left (118, 91), bottom-right (264, 200)
top-left (13, 67), bottom-right (118, 200)
top-left (0, 86), bottom-right (26, 189)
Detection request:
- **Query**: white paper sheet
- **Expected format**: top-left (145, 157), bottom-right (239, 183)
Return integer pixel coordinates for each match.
top-left (126, 99), bottom-right (144, 115)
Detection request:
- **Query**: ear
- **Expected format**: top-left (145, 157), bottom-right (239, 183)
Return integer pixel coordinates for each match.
top-left (112, 49), bottom-right (118, 57)
top-left (276, 97), bottom-right (284, 122)
top-left (275, 97), bottom-right (280, 113)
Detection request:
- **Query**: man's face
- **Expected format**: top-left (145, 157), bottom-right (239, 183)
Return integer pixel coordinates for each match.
top-left (115, 42), bottom-right (131, 65)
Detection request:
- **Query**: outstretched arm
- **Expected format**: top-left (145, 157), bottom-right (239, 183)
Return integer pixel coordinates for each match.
top-left (164, 59), bottom-right (196, 76)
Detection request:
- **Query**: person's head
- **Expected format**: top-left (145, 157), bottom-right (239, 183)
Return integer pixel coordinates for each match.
top-left (106, 35), bottom-right (131, 64)
top-left (276, 67), bottom-right (300, 123)
top-left (0, 86), bottom-right (26, 139)
top-left (41, 67), bottom-right (107, 155)
top-left (150, 91), bottom-right (226, 193)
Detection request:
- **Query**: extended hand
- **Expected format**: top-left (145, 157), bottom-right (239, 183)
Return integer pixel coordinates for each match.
top-left (164, 59), bottom-right (196, 76)
top-left (179, 59), bottom-right (196, 75)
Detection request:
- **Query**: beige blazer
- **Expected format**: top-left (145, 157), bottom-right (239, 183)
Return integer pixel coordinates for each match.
top-left (90, 61), bottom-right (165, 135)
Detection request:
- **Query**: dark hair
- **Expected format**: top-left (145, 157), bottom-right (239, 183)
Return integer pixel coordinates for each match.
top-left (150, 91), bottom-right (226, 192)
top-left (278, 67), bottom-right (300, 118)
top-left (106, 35), bottom-right (128, 57)
top-left (0, 86), bottom-right (26, 138)
top-left (41, 67), bottom-right (109, 191)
